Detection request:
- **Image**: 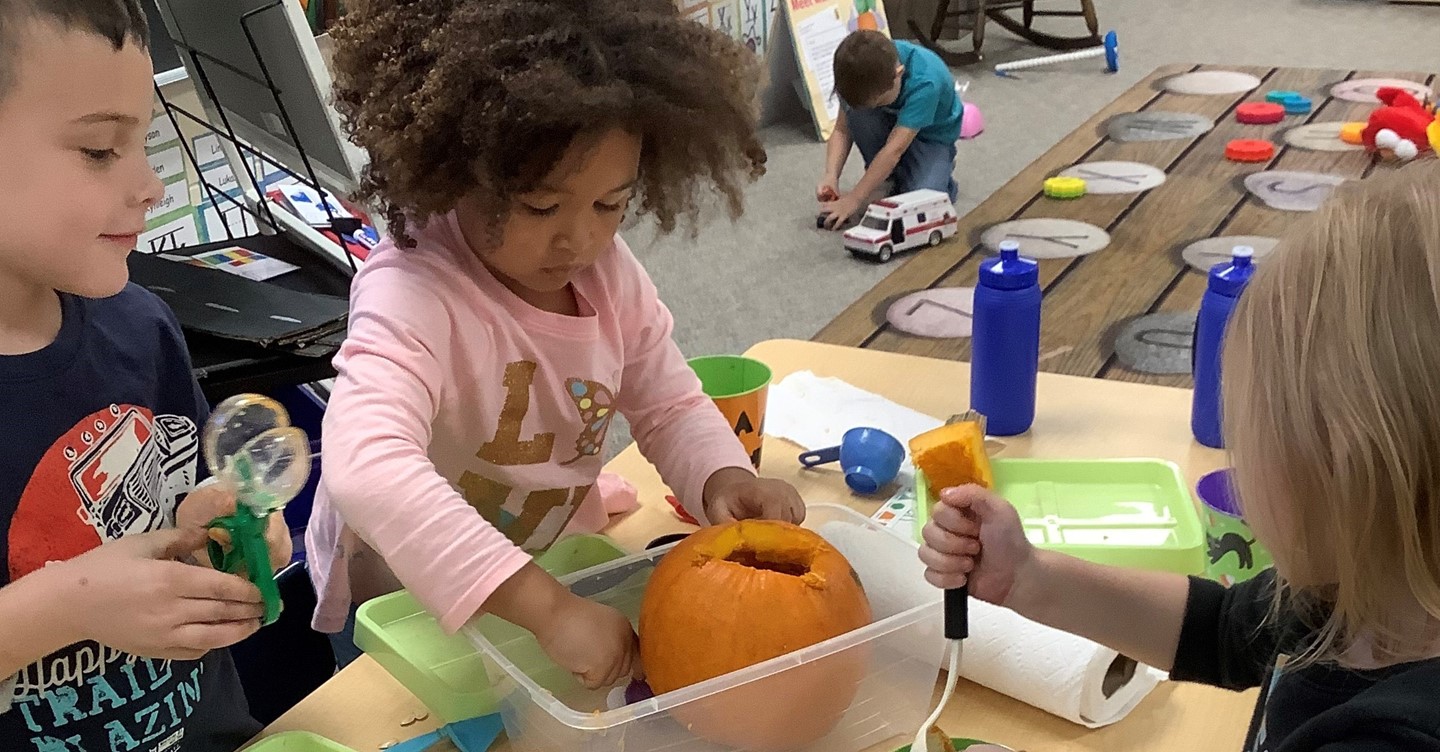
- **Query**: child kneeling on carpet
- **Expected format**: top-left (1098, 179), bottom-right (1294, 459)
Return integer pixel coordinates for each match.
top-left (307, 0), bottom-right (805, 686)
top-left (920, 162), bottom-right (1440, 750)
top-left (818, 30), bottom-right (963, 230)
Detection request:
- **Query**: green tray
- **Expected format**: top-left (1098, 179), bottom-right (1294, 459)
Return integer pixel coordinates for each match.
top-left (245, 731), bottom-right (356, 752)
top-left (914, 458), bottom-right (1205, 576)
top-left (354, 533), bottom-right (629, 724)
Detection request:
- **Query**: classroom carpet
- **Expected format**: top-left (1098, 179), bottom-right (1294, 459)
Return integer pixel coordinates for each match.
top-left (604, 0), bottom-right (1437, 457)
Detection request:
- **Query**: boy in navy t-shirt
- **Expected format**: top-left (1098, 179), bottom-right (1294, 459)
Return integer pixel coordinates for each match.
top-left (0, 2), bottom-right (290, 749)
top-left (819, 30), bottom-right (963, 229)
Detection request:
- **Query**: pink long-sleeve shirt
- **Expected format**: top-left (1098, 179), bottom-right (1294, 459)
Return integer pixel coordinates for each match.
top-left (305, 211), bottom-right (753, 633)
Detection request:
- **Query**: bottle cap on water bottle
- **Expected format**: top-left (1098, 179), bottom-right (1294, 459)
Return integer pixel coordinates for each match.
top-left (1207, 245), bottom-right (1258, 298)
top-left (980, 240), bottom-right (1040, 290)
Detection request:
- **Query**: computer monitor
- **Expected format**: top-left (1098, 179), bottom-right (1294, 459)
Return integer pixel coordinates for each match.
top-left (151, 0), bottom-right (365, 196)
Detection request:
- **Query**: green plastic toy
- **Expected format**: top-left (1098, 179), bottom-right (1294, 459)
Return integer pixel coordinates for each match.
top-left (203, 394), bottom-right (311, 626)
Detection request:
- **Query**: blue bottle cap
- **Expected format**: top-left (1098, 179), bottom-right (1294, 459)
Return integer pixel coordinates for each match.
top-left (1208, 246), bottom-right (1257, 298)
top-left (980, 240), bottom-right (1040, 290)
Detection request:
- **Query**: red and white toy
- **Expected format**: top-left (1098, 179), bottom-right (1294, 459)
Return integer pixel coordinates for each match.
top-left (1361, 87), bottom-right (1436, 162)
top-left (842, 189), bottom-right (957, 263)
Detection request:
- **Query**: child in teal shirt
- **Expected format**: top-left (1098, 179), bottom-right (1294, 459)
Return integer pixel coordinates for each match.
top-left (819, 31), bottom-right (962, 229)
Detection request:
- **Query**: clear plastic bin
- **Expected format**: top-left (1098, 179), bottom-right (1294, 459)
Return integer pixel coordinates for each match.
top-left (354, 533), bottom-right (629, 723)
top-left (462, 504), bottom-right (944, 752)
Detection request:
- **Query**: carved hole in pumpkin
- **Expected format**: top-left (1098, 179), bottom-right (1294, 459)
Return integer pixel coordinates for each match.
top-left (724, 547), bottom-right (810, 576)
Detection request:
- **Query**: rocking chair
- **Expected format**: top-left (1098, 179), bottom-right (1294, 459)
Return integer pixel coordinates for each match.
top-left (908, 0), bottom-right (1101, 67)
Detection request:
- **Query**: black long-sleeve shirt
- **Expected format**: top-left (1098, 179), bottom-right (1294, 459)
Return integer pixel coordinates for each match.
top-left (1172, 571), bottom-right (1440, 751)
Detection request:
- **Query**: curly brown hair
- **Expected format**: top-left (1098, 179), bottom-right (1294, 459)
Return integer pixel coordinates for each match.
top-left (331, 0), bottom-right (768, 247)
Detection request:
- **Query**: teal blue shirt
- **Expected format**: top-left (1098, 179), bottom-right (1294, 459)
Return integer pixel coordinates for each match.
top-left (880, 40), bottom-right (963, 144)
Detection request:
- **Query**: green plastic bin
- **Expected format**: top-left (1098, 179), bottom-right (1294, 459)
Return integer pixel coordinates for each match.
top-left (354, 533), bottom-right (629, 724)
top-left (914, 458), bottom-right (1205, 576)
top-left (245, 732), bottom-right (357, 752)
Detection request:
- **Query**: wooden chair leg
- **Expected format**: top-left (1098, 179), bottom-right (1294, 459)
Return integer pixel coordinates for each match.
top-left (973, 0), bottom-right (988, 53)
top-left (931, 0), bottom-right (951, 44)
top-left (1080, 0), bottom-right (1099, 36)
top-left (908, 0), bottom-right (988, 66)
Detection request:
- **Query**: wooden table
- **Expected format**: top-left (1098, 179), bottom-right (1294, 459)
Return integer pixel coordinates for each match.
top-left (815, 64), bottom-right (1436, 388)
top-left (255, 339), bottom-right (1258, 752)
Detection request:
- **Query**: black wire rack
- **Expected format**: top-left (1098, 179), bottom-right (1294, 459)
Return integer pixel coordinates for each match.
top-left (151, 0), bottom-right (359, 276)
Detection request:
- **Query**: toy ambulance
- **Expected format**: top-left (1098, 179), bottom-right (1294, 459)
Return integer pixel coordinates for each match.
top-left (842, 189), bottom-right (958, 263)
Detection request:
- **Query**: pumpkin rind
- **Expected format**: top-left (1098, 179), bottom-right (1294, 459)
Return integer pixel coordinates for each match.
top-left (908, 419), bottom-right (994, 491)
top-left (638, 519), bottom-right (872, 751)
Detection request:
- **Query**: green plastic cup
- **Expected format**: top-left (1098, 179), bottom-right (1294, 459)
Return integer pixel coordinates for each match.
top-left (687, 355), bottom-right (773, 468)
top-left (1197, 468), bottom-right (1272, 586)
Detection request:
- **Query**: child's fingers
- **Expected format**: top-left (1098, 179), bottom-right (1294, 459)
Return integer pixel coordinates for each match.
top-left (917, 544), bottom-right (974, 575)
top-left (921, 523), bottom-right (979, 556)
top-left (924, 568), bottom-right (968, 590)
top-left (179, 597), bottom-right (266, 625)
top-left (171, 619), bottom-right (261, 653)
top-left (938, 484), bottom-right (988, 510)
top-left (264, 516), bottom-right (294, 571)
top-left (929, 505), bottom-right (980, 537)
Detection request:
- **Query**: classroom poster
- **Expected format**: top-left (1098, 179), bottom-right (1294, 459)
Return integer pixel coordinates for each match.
top-left (741, 0), bottom-right (768, 53)
top-left (139, 110), bottom-right (200, 254)
top-left (775, 0), bottom-right (890, 141)
top-left (191, 132), bottom-right (284, 243)
top-left (712, 0), bottom-right (742, 41)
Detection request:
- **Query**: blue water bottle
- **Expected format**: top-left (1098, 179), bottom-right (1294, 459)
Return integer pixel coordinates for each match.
top-left (1191, 246), bottom-right (1257, 448)
top-left (971, 240), bottom-right (1041, 436)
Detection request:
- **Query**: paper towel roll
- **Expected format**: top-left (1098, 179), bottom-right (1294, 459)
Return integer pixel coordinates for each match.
top-left (819, 521), bottom-right (1165, 729)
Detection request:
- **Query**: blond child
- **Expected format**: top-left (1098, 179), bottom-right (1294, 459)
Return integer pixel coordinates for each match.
top-left (921, 162), bottom-right (1440, 750)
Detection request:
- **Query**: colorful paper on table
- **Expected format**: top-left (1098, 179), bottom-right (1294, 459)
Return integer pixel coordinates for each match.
top-left (165, 247), bottom-right (300, 281)
top-left (870, 482), bottom-right (917, 538)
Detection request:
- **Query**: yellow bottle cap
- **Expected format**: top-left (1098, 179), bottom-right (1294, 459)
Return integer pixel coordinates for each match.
top-left (1043, 176), bottom-right (1087, 199)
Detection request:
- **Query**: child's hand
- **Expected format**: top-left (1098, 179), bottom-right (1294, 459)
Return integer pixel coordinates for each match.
top-left (702, 467), bottom-right (806, 524)
top-left (817, 180), bottom-right (840, 203)
top-left (50, 527), bottom-right (265, 659)
top-left (821, 194), bottom-right (863, 230)
top-left (918, 485), bottom-right (1035, 606)
top-left (536, 594), bottom-right (641, 690)
top-left (176, 482), bottom-right (294, 573)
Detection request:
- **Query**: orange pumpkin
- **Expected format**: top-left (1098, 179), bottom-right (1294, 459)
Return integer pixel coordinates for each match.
top-left (639, 519), bottom-right (872, 751)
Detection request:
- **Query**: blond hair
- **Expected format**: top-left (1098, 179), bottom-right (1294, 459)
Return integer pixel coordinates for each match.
top-left (1223, 161), bottom-right (1440, 666)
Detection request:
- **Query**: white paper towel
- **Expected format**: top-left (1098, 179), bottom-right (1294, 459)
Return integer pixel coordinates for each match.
top-left (820, 520), bottom-right (1166, 729)
top-left (768, 371), bottom-right (943, 456)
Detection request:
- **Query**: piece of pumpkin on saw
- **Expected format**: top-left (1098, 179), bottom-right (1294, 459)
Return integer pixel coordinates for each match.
top-left (638, 519), bottom-right (872, 751)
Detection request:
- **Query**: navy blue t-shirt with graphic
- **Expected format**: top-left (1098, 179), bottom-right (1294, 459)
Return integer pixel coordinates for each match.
top-left (0, 284), bottom-right (259, 752)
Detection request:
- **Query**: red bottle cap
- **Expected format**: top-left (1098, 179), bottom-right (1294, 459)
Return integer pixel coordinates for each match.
top-left (1235, 102), bottom-right (1285, 124)
top-left (1225, 139), bottom-right (1275, 162)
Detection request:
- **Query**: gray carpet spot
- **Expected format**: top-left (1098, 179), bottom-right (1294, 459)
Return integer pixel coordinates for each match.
top-left (1106, 111), bottom-right (1214, 142)
top-left (1283, 122), bottom-right (1365, 152)
top-left (981, 218), bottom-right (1111, 259)
top-left (1058, 161), bottom-right (1167, 194)
top-left (1243, 171), bottom-right (1347, 212)
top-left (1163, 71), bottom-right (1262, 95)
top-left (1330, 78), bottom-right (1432, 104)
top-left (1181, 236), bottom-right (1281, 273)
top-left (885, 287), bottom-right (975, 339)
top-left (1115, 311), bottom-right (1197, 375)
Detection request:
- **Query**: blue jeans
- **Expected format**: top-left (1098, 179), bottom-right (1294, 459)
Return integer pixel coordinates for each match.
top-left (329, 603), bottom-right (364, 669)
top-left (846, 107), bottom-right (958, 201)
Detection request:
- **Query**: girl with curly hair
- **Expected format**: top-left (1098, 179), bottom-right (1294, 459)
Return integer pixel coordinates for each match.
top-left (305, 0), bottom-right (805, 684)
